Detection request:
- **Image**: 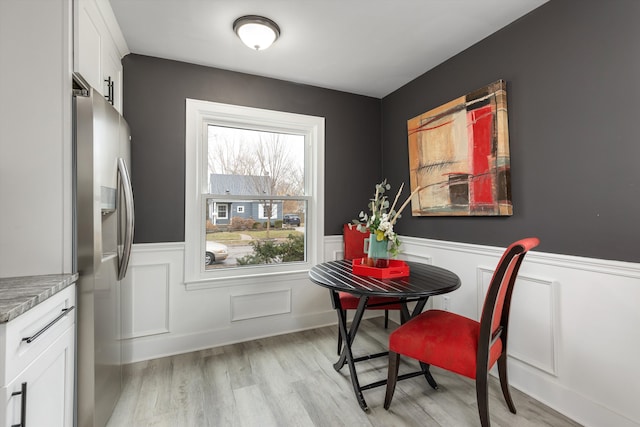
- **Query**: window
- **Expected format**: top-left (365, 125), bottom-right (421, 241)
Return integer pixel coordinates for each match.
top-left (185, 99), bottom-right (324, 286)
top-left (258, 203), bottom-right (278, 219)
top-left (216, 204), bottom-right (228, 219)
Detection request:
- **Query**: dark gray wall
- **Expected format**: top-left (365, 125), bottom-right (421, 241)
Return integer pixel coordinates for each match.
top-left (122, 55), bottom-right (382, 242)
top-left (382, 0), bottom-right (640, 263)
top-left (124, 0), bottom-right (640, 263)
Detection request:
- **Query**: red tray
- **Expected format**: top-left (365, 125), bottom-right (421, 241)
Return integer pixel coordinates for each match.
top-left (352, 258), bottom-right (410, 279)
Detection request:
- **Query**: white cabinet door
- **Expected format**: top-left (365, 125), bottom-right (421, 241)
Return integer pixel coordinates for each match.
top-left (102, 43), bottom-right (123, 113)
top-left (75, 0), bottom-right (127, 113)
top-left (77, 0), bottom-right (103, 96)
top-left (3, 325), bottom-right (75, 427)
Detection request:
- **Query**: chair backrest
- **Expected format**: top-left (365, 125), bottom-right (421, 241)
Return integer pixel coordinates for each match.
top-left (343, 223), bottom-right (368, 260)
top-left (478, 238), bottom-right (540, 361)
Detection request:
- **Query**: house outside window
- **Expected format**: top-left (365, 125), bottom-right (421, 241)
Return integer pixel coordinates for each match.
top-left (185, 99), bottom-right (324, 286)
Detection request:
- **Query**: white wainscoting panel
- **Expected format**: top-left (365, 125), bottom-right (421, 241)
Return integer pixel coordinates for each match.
top-left (123, 242), bottom-right (338, 364)
top-left (478, 268), bottom-right (558, 376)
top-left (231, 289), bottom-right (292, 321)
top-left (121, 262), bottom-right (170, 339)
top-left (327, 235), bottom-right (344, 261)
top-left (399, 250), bottom-right (433, 265)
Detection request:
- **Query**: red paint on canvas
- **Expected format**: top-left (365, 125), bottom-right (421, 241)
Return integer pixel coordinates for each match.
top-left (468, 105), bottom-right (494, 207)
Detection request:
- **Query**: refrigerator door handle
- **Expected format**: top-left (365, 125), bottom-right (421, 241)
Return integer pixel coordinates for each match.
top-left (117, 158), bottom-right (135, 280)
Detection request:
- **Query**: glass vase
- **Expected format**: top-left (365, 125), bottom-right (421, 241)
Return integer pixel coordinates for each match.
top-left (364, 233), bottom-right (390, 268)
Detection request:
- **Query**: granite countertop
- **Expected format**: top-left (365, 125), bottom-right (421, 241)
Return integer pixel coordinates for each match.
top-left (0, 274), bottom-right (78, 323)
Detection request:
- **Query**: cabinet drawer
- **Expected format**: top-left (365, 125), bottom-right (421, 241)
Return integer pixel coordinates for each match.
top-left (2, 286), bottom-right (76, 383)
top-left (3, 324), bottom-right (75, 427)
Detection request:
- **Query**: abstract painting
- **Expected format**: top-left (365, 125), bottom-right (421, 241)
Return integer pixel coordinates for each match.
top-left (407, 80), bottom-right (512, 216)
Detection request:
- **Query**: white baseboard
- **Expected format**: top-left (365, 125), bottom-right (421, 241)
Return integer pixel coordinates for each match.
top-left (122, 309), bottom-right (339, 363)
top-left (509, 359), bottom-right (639, 427)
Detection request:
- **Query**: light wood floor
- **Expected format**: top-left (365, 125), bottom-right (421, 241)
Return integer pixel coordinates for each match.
top-left (106, 318), bottom-right (582, 427)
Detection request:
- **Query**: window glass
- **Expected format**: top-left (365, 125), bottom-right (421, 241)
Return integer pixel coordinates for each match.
top-left (216, 204), bottom-right (228, 219)
top-left (205, 126), bottom-right (306, 270)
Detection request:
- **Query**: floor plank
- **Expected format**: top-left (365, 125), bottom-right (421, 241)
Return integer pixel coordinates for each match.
top-left (106, 318), bottom-right (582, 427)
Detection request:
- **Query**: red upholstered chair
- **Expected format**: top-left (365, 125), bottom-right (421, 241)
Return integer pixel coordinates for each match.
top-left (384, 237), bottom-right (540, 427)
top-left (336, 224), bottom-right (403, 354)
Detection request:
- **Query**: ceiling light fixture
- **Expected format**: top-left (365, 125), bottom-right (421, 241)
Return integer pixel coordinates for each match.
top-left (233, 15), bottom-right (280, 51)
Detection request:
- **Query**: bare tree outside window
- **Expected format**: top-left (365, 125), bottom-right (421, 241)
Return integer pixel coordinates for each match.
top-left (208, 127), bottom-right (303, 191)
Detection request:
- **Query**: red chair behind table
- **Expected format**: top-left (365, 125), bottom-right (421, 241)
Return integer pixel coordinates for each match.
top-left (337, 224), bottom-right (403, 355)
top-left (384, 237), bottom-right (540, 427)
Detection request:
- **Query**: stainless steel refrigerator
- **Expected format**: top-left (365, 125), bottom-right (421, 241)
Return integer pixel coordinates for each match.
top-left (73, 73), bottom-right (134, 427)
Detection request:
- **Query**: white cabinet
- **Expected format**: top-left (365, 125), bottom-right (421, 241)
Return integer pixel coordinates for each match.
top-left (0, 286), bottom-right (76, 427)
top-left (0, 0), bottom-right (74, 277)
top-left (75, 0), bottom-right (129, 113)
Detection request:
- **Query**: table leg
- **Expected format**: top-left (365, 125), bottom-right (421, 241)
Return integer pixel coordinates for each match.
top-left (400, 303), bottom-right (410, 323)
top-left (330, 295), bottom-right (433, 411)
top-left (333, 295), bottom-right (370, 410)
top-left (333, 295), bottom-right (368, 371)
top-left (398, 296), bottom-right (429, 323)
top-left (411, 297), bottom-right (429, 318)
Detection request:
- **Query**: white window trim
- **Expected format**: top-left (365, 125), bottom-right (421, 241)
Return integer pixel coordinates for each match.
top-left (185, 99), bottom-right (325, 287)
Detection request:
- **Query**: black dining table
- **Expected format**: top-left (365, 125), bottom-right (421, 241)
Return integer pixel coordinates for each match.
top-left (308, 259), bottom-right (461, 411)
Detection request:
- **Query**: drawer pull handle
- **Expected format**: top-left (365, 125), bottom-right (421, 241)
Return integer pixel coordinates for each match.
top-left (21, 306), bottom-right (75, 344)
top-left (11, 381), bottom-right (27, 427)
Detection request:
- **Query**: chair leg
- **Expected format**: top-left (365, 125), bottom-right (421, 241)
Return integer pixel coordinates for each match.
top-left (497, 353), bottom-right (516, 413)
top-left (337, 309), bottom-right (346, 355)
top-left (476, 364), bottom-right (491, 427)
top-left (384, 309), bottom-right (389, 328)
top-left (384, 351), bottom-right (401, 410)
top-left (419, 362), bottom-right (438, 389)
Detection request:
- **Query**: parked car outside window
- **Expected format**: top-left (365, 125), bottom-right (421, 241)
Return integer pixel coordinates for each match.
top-left (283, 214), bottom-right (301, 226)
top-left (205, 241), bottom-right (229, 265)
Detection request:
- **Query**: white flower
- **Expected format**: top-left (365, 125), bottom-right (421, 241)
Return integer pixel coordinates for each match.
top-left (352, 180), bottom-right (422, 257)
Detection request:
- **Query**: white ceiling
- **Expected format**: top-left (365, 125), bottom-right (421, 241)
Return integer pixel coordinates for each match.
top-left (109, 0), bottom-right (548, 98)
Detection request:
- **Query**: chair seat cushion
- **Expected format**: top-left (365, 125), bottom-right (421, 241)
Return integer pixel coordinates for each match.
top-left (388, 309), bottom-right (503, 379)
top-left (338, 292), bottom-right (403, 310)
